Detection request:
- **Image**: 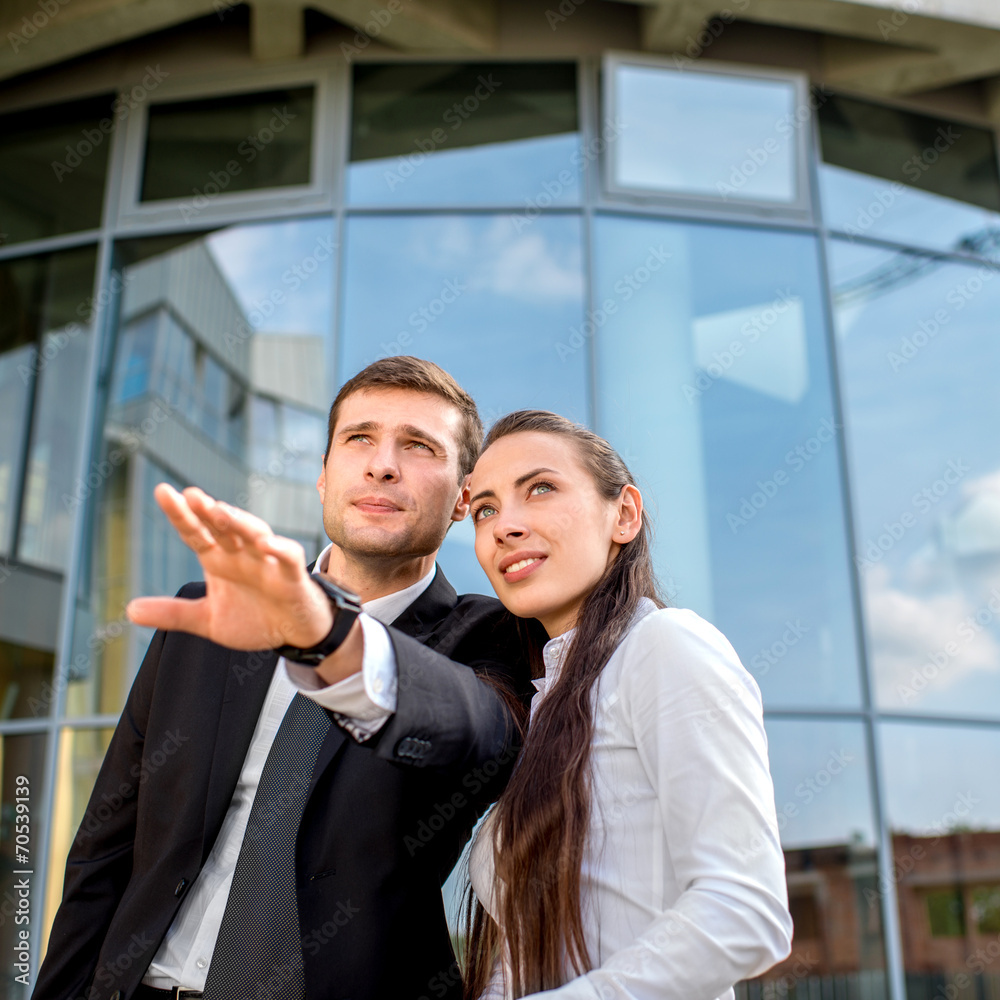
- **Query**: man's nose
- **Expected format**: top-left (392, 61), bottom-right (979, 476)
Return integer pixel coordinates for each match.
top-left (366, 446), bottom-right (399, 481)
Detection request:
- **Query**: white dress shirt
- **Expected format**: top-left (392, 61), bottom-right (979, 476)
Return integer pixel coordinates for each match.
top-left (470, 601), bottom-right (792, 1000)
top-left (143, 549), bottom-right (433, 989)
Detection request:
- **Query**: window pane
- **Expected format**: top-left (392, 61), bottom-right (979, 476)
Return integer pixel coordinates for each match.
top-left (830, 238), bottom-right (1000, 717)
top-left (0, 246), bottom-right (98, 573)
top-left (0, 638), bottom-right (54, 721)
top-left (14, 247), bottom-right (100, 572)
top-left (0, 731), bottom-right (48, 1000)
top-left (881, 722), bottom-right (1000, 999)
top-left (347, 63), bottom-right (580, 206)
top-left (41, 727), bottom-right (114, 965)
top-left (141, 87), bottom-right (314, 202)
top-left (0, 94), bottom-right (111, 245)
top-left (740, 719), bottom-right (886, 998)
top-left (593, 213), bottom-right (861, 708)
top-left (819, 93), bottom-right (1000, 215)
top-left (819, 165), bottom-right (1000, 263)
top-left (609, 62), bottom-right (800, 204)
top-left (68, 219), bottom-right (333, 716)
top-left (339, 213), bottom-right (588, 596)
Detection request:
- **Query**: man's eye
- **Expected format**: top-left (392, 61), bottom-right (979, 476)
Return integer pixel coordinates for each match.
top-left (410, 441), bottom-right (431, 450)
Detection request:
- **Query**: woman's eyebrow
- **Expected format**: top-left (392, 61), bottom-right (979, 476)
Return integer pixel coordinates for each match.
top-left (470, 468), bottom-right (558, 505)
top-left (514, 467), bottom-right (556, 488)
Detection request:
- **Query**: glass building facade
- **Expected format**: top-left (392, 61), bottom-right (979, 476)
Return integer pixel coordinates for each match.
top-left (1, 41), bottom-right (999, 1000)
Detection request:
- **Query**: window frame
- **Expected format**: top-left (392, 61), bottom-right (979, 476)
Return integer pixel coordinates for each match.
top-left (113, 64), bottom-right (337, 231)
top-left (601, 51), bottom-right (814, 220)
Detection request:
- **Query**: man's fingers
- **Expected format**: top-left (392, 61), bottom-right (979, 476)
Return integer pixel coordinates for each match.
top-left (154, 484), bottom-right (217, 555)
top-left (127, 595), bottom-right (209, 635)
top-left (261, 535), bottom-right (309, 581)
top-left (186, 489), bottom-right (274, 555)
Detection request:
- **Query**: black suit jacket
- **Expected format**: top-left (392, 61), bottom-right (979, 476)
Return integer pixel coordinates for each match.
top-left (33, 569), bottom-right (531, 1000)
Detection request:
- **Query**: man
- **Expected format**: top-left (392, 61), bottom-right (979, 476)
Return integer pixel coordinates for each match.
top-left (34, 357), bottom-right (532, 1000)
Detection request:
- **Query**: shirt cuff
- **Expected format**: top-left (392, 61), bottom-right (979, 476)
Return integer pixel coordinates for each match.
top-left (285, 614), bottom-right (398, 741)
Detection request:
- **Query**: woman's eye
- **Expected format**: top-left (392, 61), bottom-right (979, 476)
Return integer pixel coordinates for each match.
top-left (474, 504), bottom-right (497, 521)
top-left (529, 482), bottom-right (553, 496)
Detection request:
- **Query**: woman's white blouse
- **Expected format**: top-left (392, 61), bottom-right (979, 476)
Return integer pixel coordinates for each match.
top-left (469, 602), bottom-right (793, 1000)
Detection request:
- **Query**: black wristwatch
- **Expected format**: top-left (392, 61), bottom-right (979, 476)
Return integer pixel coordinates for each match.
top-left (275, 576), bottom-right (363, 667)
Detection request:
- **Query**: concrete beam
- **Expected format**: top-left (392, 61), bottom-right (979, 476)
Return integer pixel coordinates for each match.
top-left (310, 0), bottom-right (497, 52)
top-left (0, 0), bottom-right (218, 84)
top-left (250, 0), bottom-right (304, 60)
top-left (983, 76), bottom-right (1000, 124)
top-left (728, 0), bottom-right (1000, 94)
top-left (639, 0), bottom-right (720, 54)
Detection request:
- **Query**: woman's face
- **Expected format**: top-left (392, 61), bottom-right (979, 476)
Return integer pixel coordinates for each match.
top-left (469, 431), bottom-right (623, 637)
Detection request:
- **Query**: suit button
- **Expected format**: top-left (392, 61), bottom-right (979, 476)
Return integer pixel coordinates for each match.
top-left (175, 878), bottom-right (188, 897)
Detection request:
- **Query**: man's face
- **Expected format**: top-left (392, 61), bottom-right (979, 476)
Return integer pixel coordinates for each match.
top-left (317, 388), bottom-right (469, 562)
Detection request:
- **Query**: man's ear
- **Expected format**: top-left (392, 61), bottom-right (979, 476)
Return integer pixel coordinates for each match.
top-left (452, 474), bottom-right (472, 522)
top-left (316, 456), bottom-right (327, 504)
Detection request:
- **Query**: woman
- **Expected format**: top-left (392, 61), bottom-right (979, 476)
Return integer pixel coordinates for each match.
top-left (463, 410), bottom-right (792, 1000)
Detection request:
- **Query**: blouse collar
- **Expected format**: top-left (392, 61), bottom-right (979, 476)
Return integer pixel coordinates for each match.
top-left (532, 597), bottom-right (659, 698)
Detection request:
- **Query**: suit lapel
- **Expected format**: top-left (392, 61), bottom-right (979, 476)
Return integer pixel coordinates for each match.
top-left (389, 566), bottom-right (458, 642)
top-left (201, 648), bottom-right (279, 860)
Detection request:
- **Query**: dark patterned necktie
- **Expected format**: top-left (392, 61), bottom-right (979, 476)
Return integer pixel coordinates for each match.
top-left (202, 692), bottom-right (331, 999)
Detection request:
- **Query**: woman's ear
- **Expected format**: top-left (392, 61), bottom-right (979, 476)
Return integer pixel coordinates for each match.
top-left (614, 484), bottom-right (643, 543)
top-left (453, 474), bottom-right (473, 522)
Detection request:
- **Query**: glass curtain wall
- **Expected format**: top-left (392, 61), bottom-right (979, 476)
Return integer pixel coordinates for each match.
top-left (1, 50), bottom-right (998, 1000)
top-left (820, 93), bottom-right (1000, 1000)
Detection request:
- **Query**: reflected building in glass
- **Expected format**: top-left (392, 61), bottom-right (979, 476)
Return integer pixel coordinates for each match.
top-left (1, 2), bottom-right (999, 997)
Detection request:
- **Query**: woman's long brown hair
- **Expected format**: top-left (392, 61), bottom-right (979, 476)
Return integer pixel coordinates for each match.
top-left (463, 410), bottom-right (664, 998)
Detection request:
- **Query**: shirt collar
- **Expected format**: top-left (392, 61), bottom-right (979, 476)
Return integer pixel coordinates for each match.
top-left (533, 597), bottom-right (659, 696)
top-left (312, 542), bottom-right (438, 626)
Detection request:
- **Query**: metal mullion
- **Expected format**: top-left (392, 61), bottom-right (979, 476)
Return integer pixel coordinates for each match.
top-left (762, 708), bottom-right (873, 722)
top-left (824, 226), bottom-right (1000, 271)
top-left (330, 58), bottom-right (351, 394)
top-left (810, 105), bottom-right (907, 1000)
top-left (578, 55), bottom-right (599, 432)
top-left (0, 718), bottom-right (59, 735)
top-left (342, 202), bottom-right (583, 217)
top-left (34, 89), bottom-right (131, 982)
top-left (877, 711), bottom-right (1000, 731)
top-left (0, 229), bottom-right (102, 262)
top-left (591, 199), bottom-right (820, 236)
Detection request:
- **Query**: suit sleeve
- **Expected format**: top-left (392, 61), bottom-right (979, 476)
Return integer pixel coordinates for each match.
top-left (373, 603), bottom-right (531, 784)
top-left (31, 585), bottom-right (193, 1000)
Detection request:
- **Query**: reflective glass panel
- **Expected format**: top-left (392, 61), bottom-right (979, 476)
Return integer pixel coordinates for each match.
top-left (41, 727), bottom-right (114, 962)
top-left (739, 719), bottom-right (886, 998)
top-left (141, 87), bottom-right (314, 202)
top-left (347, 63), bottom-right (580, 206)
top-left (339, 213), bottom-right (588, 595)
top-left (593, 213), bottom-right (860, 708)
top-left (68, 218), bottom-right (334, 716)
top-left (830, 238), bottom-right (1000, 716)
top-left (819, 94), bottom-right (1000, 258)
top-left (609, 62), bottom-right (800, 204)
top-left (0, 731), bottom-right (47, 1000)
top-left (0, 94), bottom-right (112, 245)
top-left (880, 722), bottom-right (1000, 999)
top-left (820, 165), bottom-right (1000, 263)
top-left (0, 246), bottom-right (98, 572)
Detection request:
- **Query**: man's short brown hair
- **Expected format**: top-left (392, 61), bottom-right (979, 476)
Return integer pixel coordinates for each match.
top-left (325, 356), bottom-right (483, 479)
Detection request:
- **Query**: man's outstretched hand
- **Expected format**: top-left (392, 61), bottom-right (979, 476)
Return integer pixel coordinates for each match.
top-left (126, 484), bottom-right (334, 652)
